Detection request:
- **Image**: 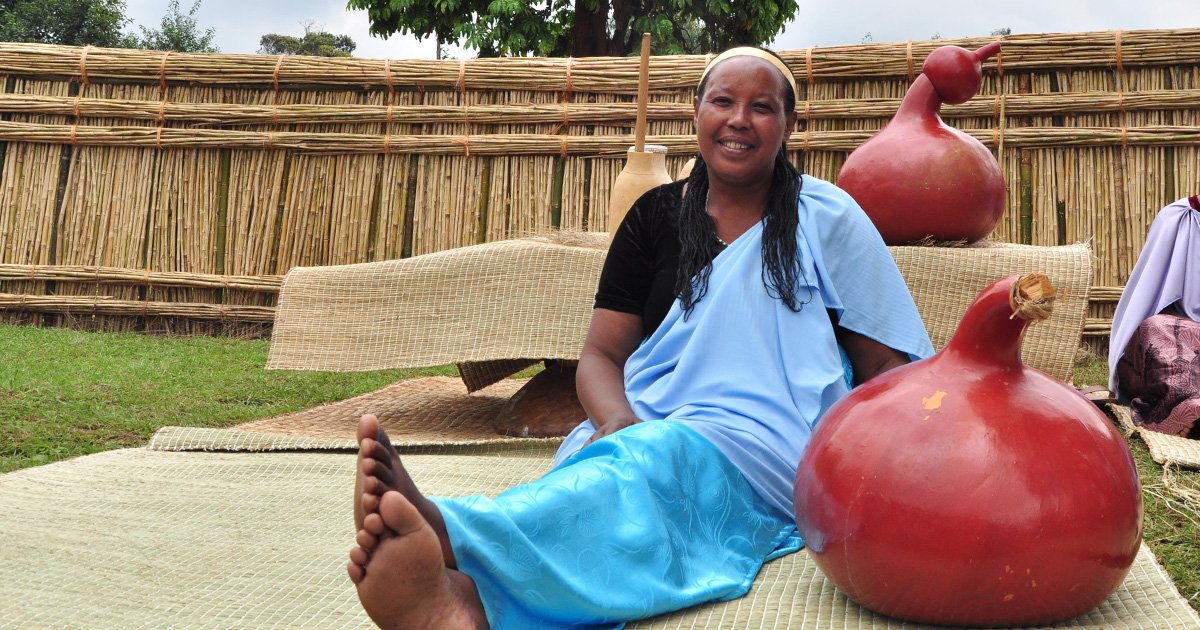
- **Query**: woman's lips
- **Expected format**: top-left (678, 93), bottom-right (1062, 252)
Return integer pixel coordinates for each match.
top-left (717, 138), bottom-right (754, 151)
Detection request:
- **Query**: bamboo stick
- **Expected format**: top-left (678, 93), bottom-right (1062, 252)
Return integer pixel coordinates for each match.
top-left (0, 277), bottom-right (1125, 328)
top-left (635, 33), bottom-right (650, 152)
top-left (0, 272), bottom-right (1125, 301)
top-left (1, 29), bottom-right (1197, 90)
top-left (3, 120), bottom-right (1200, 155)
top-left (1088, 286), bottom-right (1124, 302)
top-left (1082, 318), bottom-right (1114, 337)
top-left (0, 263), bottom-right (282, 290)
top-left (0, 291), bottom-right (274, 321)
top-left (7, 89), bottom-right (1200, 126)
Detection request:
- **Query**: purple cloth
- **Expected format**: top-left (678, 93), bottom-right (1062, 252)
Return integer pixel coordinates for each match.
top-left (1115, 313), bottom-right (1200, 436)
top-left (1108, 196), bottom-right (1200, 398)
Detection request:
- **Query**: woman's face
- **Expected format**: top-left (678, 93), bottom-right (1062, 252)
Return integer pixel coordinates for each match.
top-left (693, 57), bottom-right (797, 189)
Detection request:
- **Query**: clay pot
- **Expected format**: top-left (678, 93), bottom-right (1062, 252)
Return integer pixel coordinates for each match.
top-left (491, 360), bottom-right (586, 438)
top-left (608, 145), bottom-right (672, 234)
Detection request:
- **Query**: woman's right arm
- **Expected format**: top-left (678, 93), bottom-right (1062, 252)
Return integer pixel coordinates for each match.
top-left (576, 307), bottom-right (645, 445)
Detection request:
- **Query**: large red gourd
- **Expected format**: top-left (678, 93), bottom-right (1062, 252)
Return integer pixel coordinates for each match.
top-left (794, 274), bottom-right (1143, 626)
top-left (837, 43), bottom-right (1005, 244)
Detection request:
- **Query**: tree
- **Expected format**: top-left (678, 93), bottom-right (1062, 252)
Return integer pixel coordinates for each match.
top-left (133, 0), bottom-right (218, 53)
top-left (0, 0), bottom-right (134, 47)
top-left (345, 0), bottom-right (800, 58)
top-left (991, 27), bottom-right (1012, 36)
top-left (259, 24), bottom-right (356, 57)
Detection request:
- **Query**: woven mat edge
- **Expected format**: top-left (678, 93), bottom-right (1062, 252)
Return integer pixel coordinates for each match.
top-left (145, 426), bottom-right (564, 454)
top-left (1109, 404), bottom-right (1200, 469)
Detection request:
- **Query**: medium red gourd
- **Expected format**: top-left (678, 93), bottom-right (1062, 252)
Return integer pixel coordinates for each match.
top-left (837, 43), bottom-right (1005, 244)
top-left (794, 274), bottom-right (1143, 627)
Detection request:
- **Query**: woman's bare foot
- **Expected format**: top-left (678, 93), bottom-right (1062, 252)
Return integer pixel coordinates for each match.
top-left (351, 491), bottom-right (488, 629)
top-left (353, 414), bottom-right (456, 567)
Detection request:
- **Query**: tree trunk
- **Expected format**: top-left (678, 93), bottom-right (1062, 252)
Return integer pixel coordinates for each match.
top-left (572, 0), bottom-right (610, 57)
top-left (608, 0), bottom-right (635, 56)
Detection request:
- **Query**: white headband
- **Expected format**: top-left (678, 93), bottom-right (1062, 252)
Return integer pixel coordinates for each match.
top-left (698, 47), bottom-right (799, 99)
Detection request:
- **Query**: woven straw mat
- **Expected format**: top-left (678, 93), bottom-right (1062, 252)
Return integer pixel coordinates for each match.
top-left (1111, 403), bottom-right (1200, 468)
top-left (890, 242), bottom-right (1091, 383)
top-left (148, 376), bottom-right (568, 452)
top-left (267, 238), bottom-right (1091, 384)
top-left (267, 236), bottom-right (608, 377)
top-left (2, 447), bottom-right (1196, 629)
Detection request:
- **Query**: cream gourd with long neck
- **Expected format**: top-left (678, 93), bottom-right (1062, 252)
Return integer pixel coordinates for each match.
top-left (837, 43), bottom-right (1005, 244)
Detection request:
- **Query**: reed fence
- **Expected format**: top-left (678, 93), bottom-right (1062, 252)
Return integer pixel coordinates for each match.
top-left (0, 29), bottom-right (1196, 349)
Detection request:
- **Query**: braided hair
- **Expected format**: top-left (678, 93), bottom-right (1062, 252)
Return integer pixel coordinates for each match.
top-left (676, 48), bottom-right (811, 316)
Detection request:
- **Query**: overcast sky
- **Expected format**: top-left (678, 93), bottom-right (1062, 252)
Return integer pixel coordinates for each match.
top-left (124, 0), bottom-right (1200, 59)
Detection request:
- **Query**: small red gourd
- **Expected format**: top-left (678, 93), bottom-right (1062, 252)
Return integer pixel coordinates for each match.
top-left (794, 274), bottom-right (1143, 627)
top-left (837, 43), bottom-right (1005, 244)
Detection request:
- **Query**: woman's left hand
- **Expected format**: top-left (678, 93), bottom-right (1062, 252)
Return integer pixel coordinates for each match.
top-left (577, 308), bottom-right (645, 446)
top-left (584, 414), bottom-right (643, 446)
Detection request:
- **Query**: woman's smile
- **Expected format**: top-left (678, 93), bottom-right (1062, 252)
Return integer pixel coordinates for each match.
top-left (716, 138), bottom-right (756, 151)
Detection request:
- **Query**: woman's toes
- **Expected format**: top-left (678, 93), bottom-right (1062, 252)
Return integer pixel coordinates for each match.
top-left (364, 512), bottom-right (387, 537)
top-left (357, 414), bottom-right (380, 444)
top-left (361, 493), bottom-right (380, 515)
top-left (377, 490), bottom-right (428, 538)
top-left (347, 560), bottom-right (365, 584)
top-left (349, 545), bottom-right (370, 567)
top-left (357, 528), bottom-right (379, 551)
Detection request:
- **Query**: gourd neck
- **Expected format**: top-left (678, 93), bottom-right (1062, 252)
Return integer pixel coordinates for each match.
top-left (894, 74), bottom-right (943, 123)
top-left (942, 274), bottom-right (1055, 369)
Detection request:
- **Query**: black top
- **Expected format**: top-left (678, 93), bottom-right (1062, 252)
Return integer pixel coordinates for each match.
top-left (594, 181), bottom-right (725, 337)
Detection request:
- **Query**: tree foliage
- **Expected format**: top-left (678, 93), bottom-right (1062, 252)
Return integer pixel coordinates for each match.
top-left (345, 0), bottom-right (799, 57)
top-left (0, 0), bottom-right (133, 47)
top-left (259, 24), bottom-right (356, 57)
top-left (133, 0), bottom-right (218, 53)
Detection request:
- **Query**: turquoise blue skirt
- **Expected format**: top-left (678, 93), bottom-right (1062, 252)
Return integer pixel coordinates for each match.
top-left (431, 421), bottom-right (803, 629)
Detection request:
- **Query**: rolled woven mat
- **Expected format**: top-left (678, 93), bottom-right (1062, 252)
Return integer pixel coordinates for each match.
top-left (148, 376), bottom-right (567, 452)
top-left (267, 237), bottom-right (1091, 385)
top-left (1111, 403), bottom-right (1200, 468)
top-left (267, 235), bottom-right (608, 383)
top-left (1, 448), bottom-right (1196, 629)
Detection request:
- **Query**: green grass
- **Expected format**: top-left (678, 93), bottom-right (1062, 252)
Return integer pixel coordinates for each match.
top-left (1135, 438), bottom-right (1200, 608)
top-left (1071, 355), bottom-right (1110, 388)
top-left (1, 325), bottom-right (1198, 612)
top-left (0, 323), bottom-right (454, 473)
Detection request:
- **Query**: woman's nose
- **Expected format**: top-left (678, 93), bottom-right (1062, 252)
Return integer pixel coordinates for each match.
top-left (726, 105), bottom-right (750, 128)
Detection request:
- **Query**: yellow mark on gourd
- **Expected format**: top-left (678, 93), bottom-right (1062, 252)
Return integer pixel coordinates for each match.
top-left (922, 390), bottom-right (948, 410)
top-left (1003, 593), bottom-right (1015, 603)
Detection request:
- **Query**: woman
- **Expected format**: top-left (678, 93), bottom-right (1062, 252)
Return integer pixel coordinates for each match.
top-left (347, 48), bottom-right (933, 629)
top-left (1109, 195), bottom-right (1200, 436)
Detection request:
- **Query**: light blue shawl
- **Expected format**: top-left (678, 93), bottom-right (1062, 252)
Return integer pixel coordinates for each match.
top-left (557, 175), bottom-right (933, 516)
